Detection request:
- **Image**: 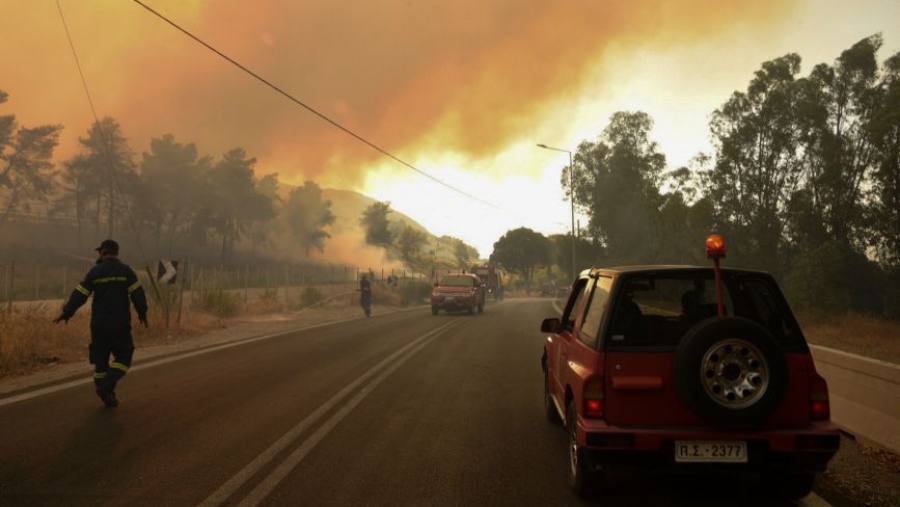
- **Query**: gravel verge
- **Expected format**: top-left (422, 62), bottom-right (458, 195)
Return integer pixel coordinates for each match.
top-left (816, 433), bottom-right (900, 507)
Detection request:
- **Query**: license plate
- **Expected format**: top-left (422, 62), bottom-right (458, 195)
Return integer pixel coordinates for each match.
top-left (675, 440), bottom-right (747, 463)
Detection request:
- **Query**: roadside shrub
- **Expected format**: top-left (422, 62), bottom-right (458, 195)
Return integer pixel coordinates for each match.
top-left (300, 286), bottom-right (324, 307)
top-left (146, 282), bottom-right (180, 307)
top-left (371, 286), bottom-right (402, 306)
top-left (195, 288), bottom-right (240, 318)
top-left (398, 280), bottom-right (432, 307)
top-left (257, 287), bottom-right (282, 312)
top-left (784, 240), bottom-right (884, 316)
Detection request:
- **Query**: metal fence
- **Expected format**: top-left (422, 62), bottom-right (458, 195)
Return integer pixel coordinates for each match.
top-left (1, 260), bottom-right (425, 313)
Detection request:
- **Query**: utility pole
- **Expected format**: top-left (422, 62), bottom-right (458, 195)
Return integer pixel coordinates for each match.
top-left (537, 144), bottom-right (577, 280)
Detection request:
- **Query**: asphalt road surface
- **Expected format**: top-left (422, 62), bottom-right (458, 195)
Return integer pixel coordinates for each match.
top-left (0, 298), bottom-right (836, 507)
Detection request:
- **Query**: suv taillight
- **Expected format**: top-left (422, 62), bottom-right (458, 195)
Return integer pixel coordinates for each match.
top-left (583, 377), bottom-right (604, 419)
top-left (809, 371), bottom-right (831, 421)
top-left (585, 399), bottom-right (604, 418)
top-left (811, 394), bottom-right (830, 421)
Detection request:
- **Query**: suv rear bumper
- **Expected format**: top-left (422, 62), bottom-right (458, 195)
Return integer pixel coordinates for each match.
top-left (577, 419), bottom-right (841, 473)
top-left (431, 297), bottom-right (477, 310)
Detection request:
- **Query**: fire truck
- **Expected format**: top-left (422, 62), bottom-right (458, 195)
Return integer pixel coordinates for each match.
top-left (471, 264), bottom-right (504, 300)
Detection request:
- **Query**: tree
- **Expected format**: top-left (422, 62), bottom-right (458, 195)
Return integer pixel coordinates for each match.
top-left (247, 172), bottom-right (283, 247)
top-left (783, 188), bottom-right (829, 252)
top-left (204, 148), bottom-right (275, 262)
top-left (396, 224), bottom-right (427, 271)
top-left (549, 233), bottom-right (603, 279)
top-left (360, 201), bottom-right (393, 248)
top-left (570, 111), bottom-right (666, 265)
top-left (707, 54), bottom-right (804, 271)
top-left (137, 134), bottom-right (212, 254)
top-left (283, 180), bottom-right (336, 257)
top-left (452, 237), bottom-right (473, 268)
top-left (657, 156), bottom-right (717, 265)
top-left (866, 49), bottom-right (900, 270)
top-left (0, 90), bottom-right (62, 226)
top-left (795, 35), bottom-right (883, 250)
top-left (491, 227), bottom-right (551, 287)
top-left (62, 117), bottom-right (138, 239)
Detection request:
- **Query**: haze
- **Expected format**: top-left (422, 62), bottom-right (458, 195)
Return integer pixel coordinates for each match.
top-left (2, 0), bottom-right (898, 256)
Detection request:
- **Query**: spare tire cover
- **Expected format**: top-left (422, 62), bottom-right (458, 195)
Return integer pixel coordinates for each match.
top-left (674, 316), bottom-right (788, 427)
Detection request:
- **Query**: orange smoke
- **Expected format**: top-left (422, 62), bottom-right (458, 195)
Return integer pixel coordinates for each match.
top-left (3, 0), bottom-right (797, 189)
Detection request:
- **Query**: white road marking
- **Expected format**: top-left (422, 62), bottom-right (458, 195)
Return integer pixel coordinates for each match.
top-left (802, 492), bottom-right (835, 507)
top-left (197, 317), bottom-right (464, 507)
top-left (0, 376), bottom-right (93, 408)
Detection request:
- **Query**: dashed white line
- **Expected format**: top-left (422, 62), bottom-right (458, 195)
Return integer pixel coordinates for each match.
top-left (197, 317), bottom-right (463, 507)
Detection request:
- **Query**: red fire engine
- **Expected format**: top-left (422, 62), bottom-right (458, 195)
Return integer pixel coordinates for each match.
top-left (471, 264), bottom-right (504, 300)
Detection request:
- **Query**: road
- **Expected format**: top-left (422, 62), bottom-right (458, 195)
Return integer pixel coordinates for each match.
top-left (0, 298), bottom-right (836, 507)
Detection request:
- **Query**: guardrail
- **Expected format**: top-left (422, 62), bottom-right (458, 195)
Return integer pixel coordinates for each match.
top-left (810, 345), bottom-right (900, 454)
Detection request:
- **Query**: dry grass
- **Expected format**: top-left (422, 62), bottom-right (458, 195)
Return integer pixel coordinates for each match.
top-left (0, 285), bottom-right (406, 379)
top-left (0, 303), bottom-right (88, 376)
top-left (0, 300), bottom-right (225, 378)
top-left (798, 311), bottom-right (900, 364)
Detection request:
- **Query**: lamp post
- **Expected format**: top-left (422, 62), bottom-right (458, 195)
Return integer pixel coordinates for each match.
top-left (537, 143), bottom-right (576, 280)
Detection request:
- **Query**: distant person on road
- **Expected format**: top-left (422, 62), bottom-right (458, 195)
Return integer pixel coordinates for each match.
top-left (54, 239), bottom-right (148, 408)
top-left (359, 273), bottom-right (372, 317)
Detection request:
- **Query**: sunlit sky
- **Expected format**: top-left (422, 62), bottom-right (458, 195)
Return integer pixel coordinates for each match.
top-left (2, 0), bottom-right (899, 259)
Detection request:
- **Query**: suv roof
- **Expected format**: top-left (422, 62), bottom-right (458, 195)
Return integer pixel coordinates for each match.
top-left (586, 265), bottom-right (771, 275)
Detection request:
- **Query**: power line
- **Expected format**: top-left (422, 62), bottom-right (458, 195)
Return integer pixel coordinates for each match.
top-left (130, 0), bottom-right (503, 213)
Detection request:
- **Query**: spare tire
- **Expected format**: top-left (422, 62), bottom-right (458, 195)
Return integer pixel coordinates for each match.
top-left (674, 317), bottom-right (788, 428)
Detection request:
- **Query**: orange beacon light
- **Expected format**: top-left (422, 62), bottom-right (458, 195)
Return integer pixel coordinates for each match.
top-left (706, 234), bottom-right (727, 316)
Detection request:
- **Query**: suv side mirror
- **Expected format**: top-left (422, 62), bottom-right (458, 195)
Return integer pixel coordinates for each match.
top-left (541, 317), bottom-right (561, 333)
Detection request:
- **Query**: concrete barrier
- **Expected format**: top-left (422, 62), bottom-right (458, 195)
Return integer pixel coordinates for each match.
top-left (810, 345), bottom-right (900, 454)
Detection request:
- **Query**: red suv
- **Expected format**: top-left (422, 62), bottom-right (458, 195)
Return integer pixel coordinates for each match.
top-left (540, 236), bottom-right (840, 500)
top-left (431, 273), bottom-right (486, 315)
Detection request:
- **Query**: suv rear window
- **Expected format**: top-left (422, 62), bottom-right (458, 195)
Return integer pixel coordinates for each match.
top-left (603, 270), bottom-right (806, 350)
top-left (578, 275), bottom-right (612, 349)
top-left (439, 276), bottom-right (475, 287)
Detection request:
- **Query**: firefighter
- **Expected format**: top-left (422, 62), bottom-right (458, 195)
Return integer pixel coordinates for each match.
top-left (359, 273), bottom-right (372, 317)
top-left (54, 239), bottom-right (148, 408)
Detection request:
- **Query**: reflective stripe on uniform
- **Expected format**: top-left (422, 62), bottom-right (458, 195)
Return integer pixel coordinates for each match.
top-left (111, 362), bottom-right (129, 373)
top-left (93, 372), bottom-right (107, 379)
top-left (75, 284), bottom-right (91, 296)
top-left (128, 281), bottom-right (142, 293)
top-left (94, 276), bottom-right (127, 284)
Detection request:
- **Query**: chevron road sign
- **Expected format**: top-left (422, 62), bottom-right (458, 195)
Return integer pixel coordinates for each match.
top-left (157, 260), bottom-right (179, 284)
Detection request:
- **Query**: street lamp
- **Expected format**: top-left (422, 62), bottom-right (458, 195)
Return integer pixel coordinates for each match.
top-left (537, 143), bottom-right (576, 281)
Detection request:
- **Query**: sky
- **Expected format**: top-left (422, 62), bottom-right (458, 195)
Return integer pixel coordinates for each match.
top-left (2, 0), bottom-right (899, 259)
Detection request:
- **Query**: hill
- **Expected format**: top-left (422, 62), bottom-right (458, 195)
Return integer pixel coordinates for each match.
top-left (262, 185), bottom-right (466, 272)
top-left (317, 188), bottom-right (464, 272)
top-left (322, 188), bottom-right (430, 237)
